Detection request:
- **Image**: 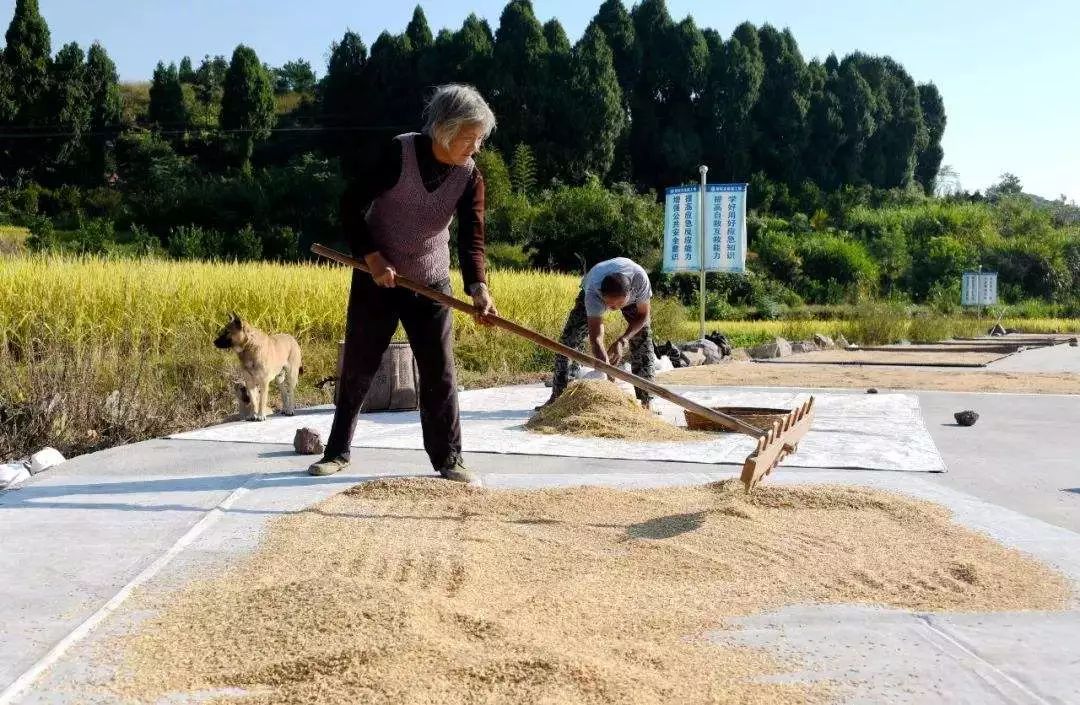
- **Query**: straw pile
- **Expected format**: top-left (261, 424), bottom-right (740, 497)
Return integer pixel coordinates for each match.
top-left (112, 478), bottom-right (1070, 705)
top-left (526, 380), bottom-right (695, 441)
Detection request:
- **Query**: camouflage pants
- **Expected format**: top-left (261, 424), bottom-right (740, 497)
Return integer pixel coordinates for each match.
top-left (552, 291), bottom-right (654, 405)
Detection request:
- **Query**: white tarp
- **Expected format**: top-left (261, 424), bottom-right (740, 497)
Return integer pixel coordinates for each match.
top-left (172, 386), bottom-right (946, 473)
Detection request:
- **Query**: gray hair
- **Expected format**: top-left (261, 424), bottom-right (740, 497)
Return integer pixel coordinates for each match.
top-left (422, 84), bottom-right (496, 149)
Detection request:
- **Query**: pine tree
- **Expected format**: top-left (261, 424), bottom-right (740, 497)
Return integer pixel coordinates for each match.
top-left (492, 0), bottom-right (548, 149)
top-left (45, 42), bottom-right (90, 168)
top-left (451, 14), bottom-right (494, 88)
top-left (2, 0), bottom-right (51, 123)
top-left (366, 31), bottom-right (418, 125)
top-left (221, 45), bottom-right (275, 170)
top-left (405, 6), bottom-right (433, 50)
top-left (84, 42), bottom-right (122, 181)
top-left (543, 19), bottom-right (571, 54)
top-left (510, 143), bottom-right (537, 196)
top-left (915, 83), bottom-right (946, 194)
top-left (591, 0), bottom-right (638, 97)
top-left (564, 23), bottom-right (624, 180)
top-left (752, 25), bottom-right (811, 184)
top-left (148, 61), bottom-right (188, 128)
top-left (833, 58), bottom-right (875, 185)
top-left (628, 0), bottom-right (674, 184)
top-left (318, 31), bottom-right (368, 169)
top-left (178, 56), bottom-right (196, 83)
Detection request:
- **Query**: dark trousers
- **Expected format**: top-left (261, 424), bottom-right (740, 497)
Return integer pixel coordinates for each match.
top-left (324, 271), bottom-right (461, 471)
top-left (551, 291), bottom-right (654, 404)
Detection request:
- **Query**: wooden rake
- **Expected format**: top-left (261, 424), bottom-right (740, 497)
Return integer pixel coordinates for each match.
top-left (312, 244), bottom-right (815, 491)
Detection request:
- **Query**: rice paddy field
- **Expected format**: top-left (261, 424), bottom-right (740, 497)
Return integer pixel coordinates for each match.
top-left (1, 254), bottom-right (1077, 461)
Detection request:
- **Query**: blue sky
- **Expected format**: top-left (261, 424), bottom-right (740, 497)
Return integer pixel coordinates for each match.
top-left (8, 0), bottom-right (1079, 202)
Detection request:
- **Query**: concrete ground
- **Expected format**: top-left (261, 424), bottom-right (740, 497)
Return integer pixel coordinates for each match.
top-left (2, 355), bottom-right (1078, 702)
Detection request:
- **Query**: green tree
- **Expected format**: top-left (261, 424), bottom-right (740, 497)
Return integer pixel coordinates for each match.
top-left (84, 42), bottom-right (122, 181)
top-left (848, 54), bottom-right (927, 189)
top-left (44, 42), bottom-right (90, 170)
top-left (832, 60), bottom-right (876, 185)
top-left (405, 5), bottom-right (433, 50)
top-left (220, 45), bottom-right (275, 171)
top-left (474, 148), bottom-right (511, 211)
top-left (178, 55), bottom-right (196, 83)
top-left (590, 0), bottom-right (638, 97)
top-left (712, 23), bottom-right (763, 181)
top-left (543, 18), bottom-right (571, 54)
top-left (85, 43), bottom-right (121, 128)
top-left (561, 23), bottom-right (624, 180)
top-left (915, 82), bottom-right (946, 193)
top-left (423, 13), bottom-right (493, 88)
top-left (752, 25), bottom-right (810, 184)
top-left (492, 0), bottom-right (548, 150)
top-left (365, 32), bottom-right (418, 126)
top-left (588, 0), bottom-right (637, 179)
top-left (2, 0), bottom-right (51, 123)
top-left (627, 0), bottom-right (674, 186)
top-left (526, 178), bottom-right (662, 270)
top-left (804, 60), bottom-right (843, 189)
top-left (987, 172), bottom-right (1024, 200)
top-left (510, 143), bottom-right (537, 196)
top-left (148, 61), bottom-right (188, 128)
top-left (319, 32), bottom-right (368, 170)
top-left (272, 59), bottom-right (316, 95)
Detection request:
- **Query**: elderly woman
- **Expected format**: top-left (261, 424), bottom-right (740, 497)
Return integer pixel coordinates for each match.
top-left (308, 84), bottom-right (497, 482)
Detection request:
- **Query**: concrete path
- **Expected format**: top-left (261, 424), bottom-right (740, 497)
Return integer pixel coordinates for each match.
top-left (986, 340), bottom-right (1080, 373)
top-left (1, 385), bottom-right (1078, 704)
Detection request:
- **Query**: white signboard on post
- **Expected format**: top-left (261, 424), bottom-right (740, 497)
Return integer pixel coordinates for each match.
top-left (663, 183), bottom-right (747, 273)
top-left (707, 184), bottom-right (748, 272)
top-left (662, 186), bottom-right (700, 272)
top-left (961, 271), bottom-right (998, 306)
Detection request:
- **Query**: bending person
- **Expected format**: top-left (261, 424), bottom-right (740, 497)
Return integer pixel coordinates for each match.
top-left (541, 257), bottom-right (654, 409)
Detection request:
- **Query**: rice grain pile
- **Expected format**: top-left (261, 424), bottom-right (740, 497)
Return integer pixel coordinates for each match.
top-left (526, 380), bottom-right (696, 441)
top-left (111, 479), bottom-right (1070, 705)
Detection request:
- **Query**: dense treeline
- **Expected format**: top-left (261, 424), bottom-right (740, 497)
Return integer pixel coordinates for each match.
top-left (0, 0), bottom-right (947, 193)
top-left (1, 0), bottom-right (1078, 312)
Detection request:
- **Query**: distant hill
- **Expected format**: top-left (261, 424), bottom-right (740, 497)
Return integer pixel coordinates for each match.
top-left (1026, 193), bottom-right (1080, 225)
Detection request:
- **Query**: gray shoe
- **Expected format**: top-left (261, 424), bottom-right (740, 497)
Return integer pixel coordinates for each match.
top-left (308, 456), bottom-right (349, 476)
top-left (438, 458), bottom-right (478, 484)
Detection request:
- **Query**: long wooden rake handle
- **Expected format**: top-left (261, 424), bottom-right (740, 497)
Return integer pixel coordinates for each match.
top-left (311, 244), bottom-right (815, 489)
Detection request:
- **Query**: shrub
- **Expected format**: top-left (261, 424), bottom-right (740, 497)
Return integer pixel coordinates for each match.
top-left (525, 177), bottom-right (662, 271)
top-left (753, 230), bottom-right (801, 283)
top-left (908, 313), bottom-right (953, 343)
top-left (648, 297), bottom-right (688, 342)
top-left (796, 234), bottom-right (878, 304)
top-left (225, 224), bottom-right (263, 261)
top-left (167, 225), bottom-right (225, 260)
top-left (25, 215), bottom-right (59, 252)
top-left (486, 191), bottom-right (537, 246)
top-left (73, 219), bottom-right (113, 256)
top-left (911, 235), bottom-right (976, 300)
top-left (843, 301), bottom-right (908, 345)
top-left (485, 242), bottom-right (531, 270)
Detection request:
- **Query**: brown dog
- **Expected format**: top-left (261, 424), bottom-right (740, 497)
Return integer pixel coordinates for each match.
top-left (214, 313), bottom-right (302, 421)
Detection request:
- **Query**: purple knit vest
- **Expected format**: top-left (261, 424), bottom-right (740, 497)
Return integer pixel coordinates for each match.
top-left (365, 133), bottom-right (475, 285)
